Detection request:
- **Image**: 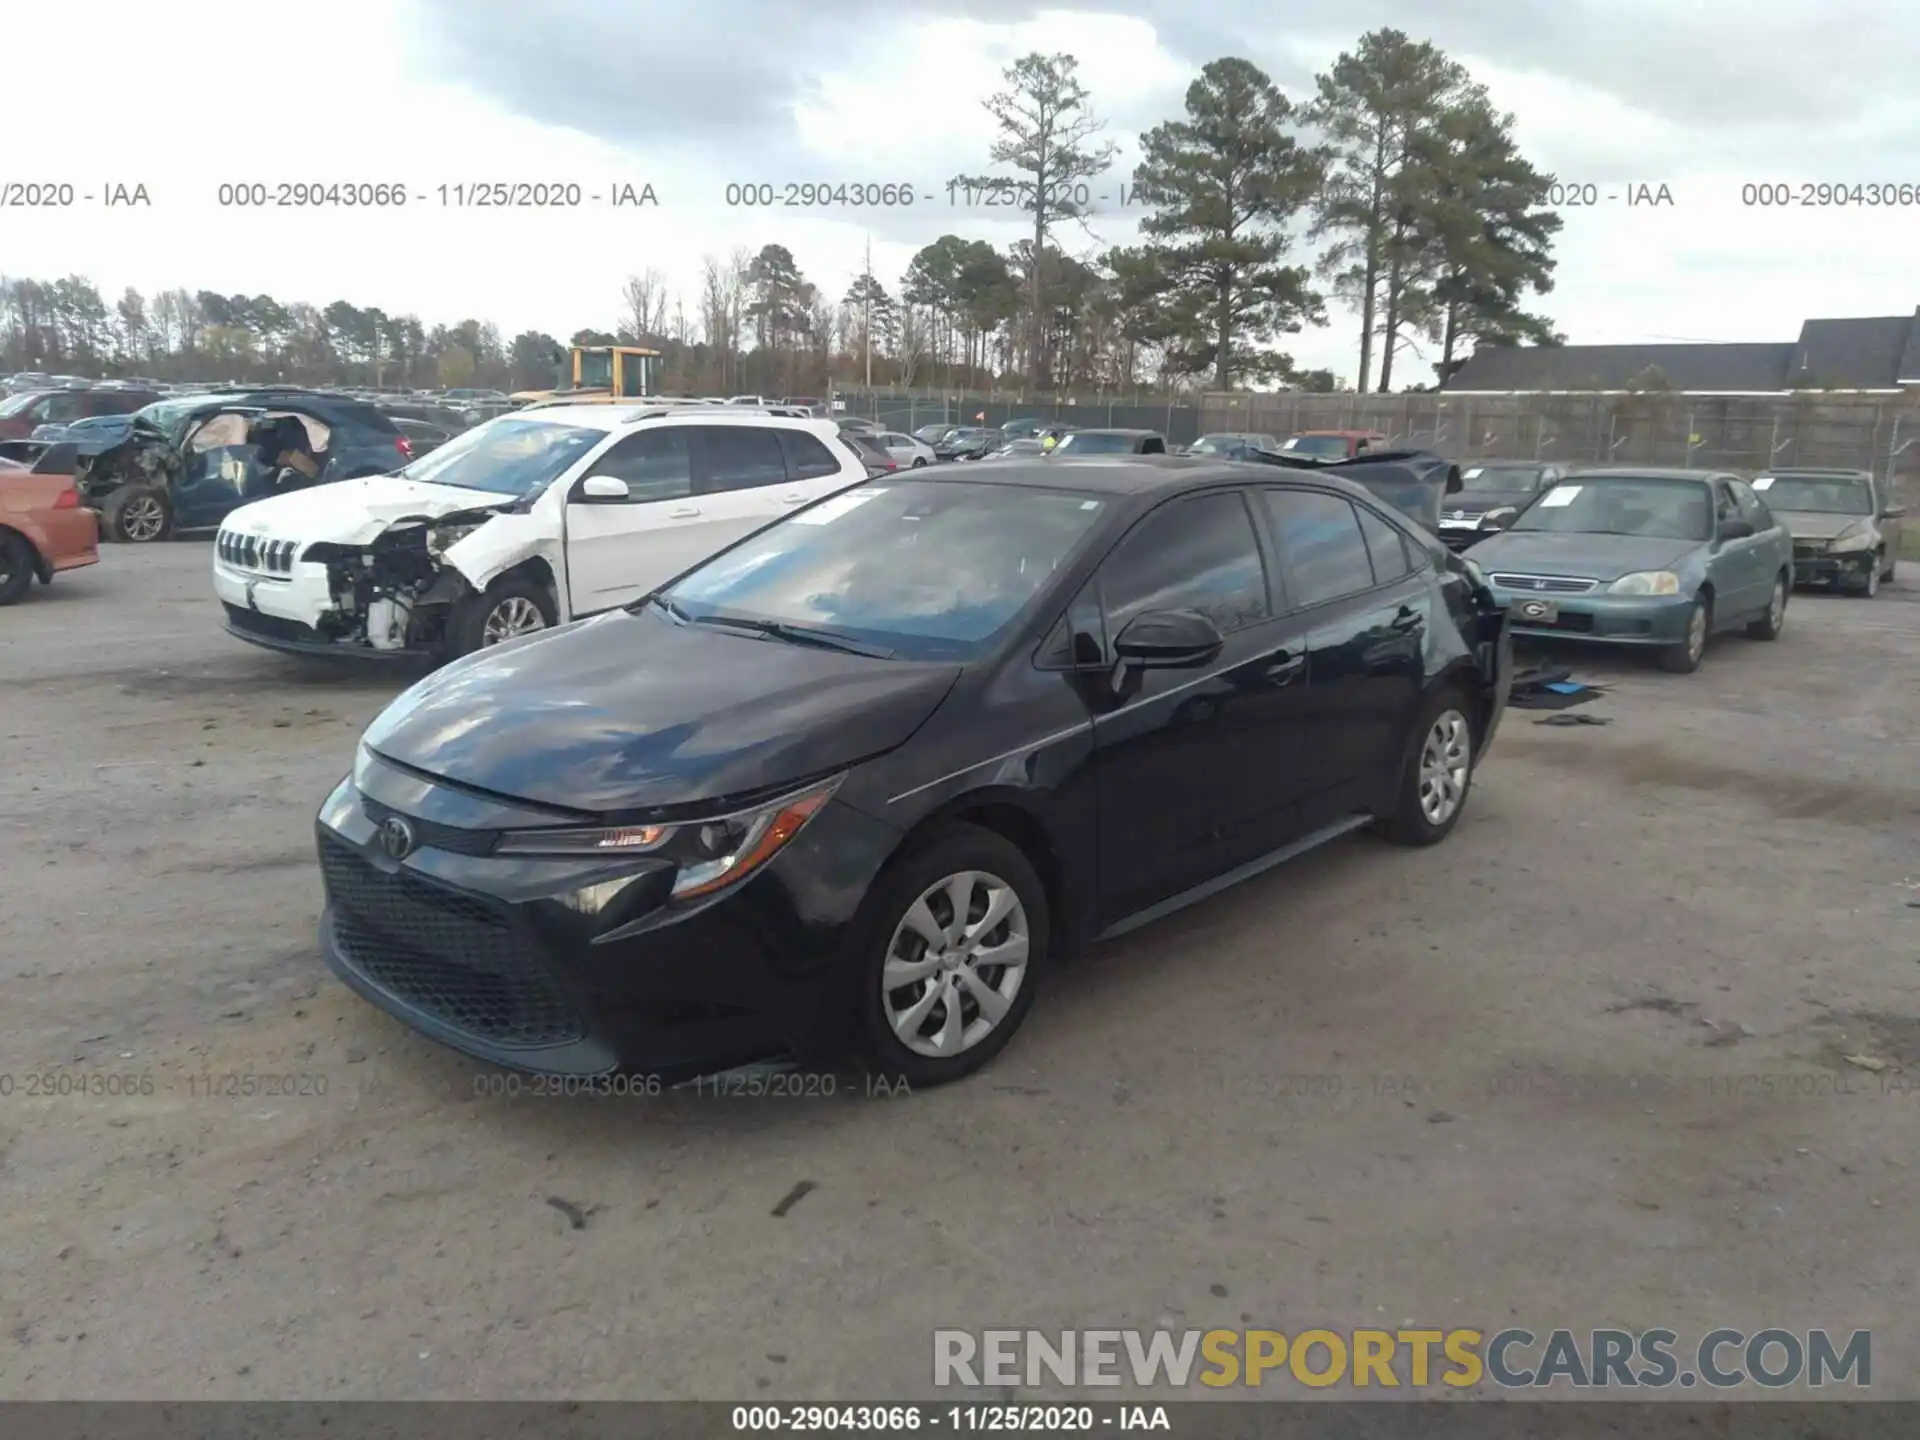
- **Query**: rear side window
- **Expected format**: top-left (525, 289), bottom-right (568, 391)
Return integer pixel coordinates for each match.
top-left (701, 426), bottom-right (788, 492)
top-left (1263, 489), bottom-right (1374, 608)
top-left (1140, 436), bottom-right (1166, 454)
top-left (1355, 504), bottom-right (1411, 584)
top-left (776, 429), bottom-right (843, 480)
top-left (1099, 492), bottom-right (1271, 636)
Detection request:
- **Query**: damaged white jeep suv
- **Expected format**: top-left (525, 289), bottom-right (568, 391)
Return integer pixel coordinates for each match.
top-left (212, 404), bottom-right (871, 662)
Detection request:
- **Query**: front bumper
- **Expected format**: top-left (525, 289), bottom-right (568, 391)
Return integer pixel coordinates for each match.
top-left (313, 773), bottom-right (902, 1079)
top-left (215, 557), bottom-right (431, 661)
top-left (1488, 587), bottom-right (1697, 646)
top-left (1790, 547), bottom-right (1874, 585)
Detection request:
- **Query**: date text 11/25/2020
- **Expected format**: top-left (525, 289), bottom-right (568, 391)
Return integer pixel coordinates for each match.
top-left (720, 180), bottom-right (1153, 210)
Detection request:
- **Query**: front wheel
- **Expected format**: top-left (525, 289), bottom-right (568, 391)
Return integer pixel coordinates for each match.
top-left (1849, 560), bottom-right (1881, 598)
top-left (447, 574), bottom-right (557, 658)
top-left (1746, 573), bottom-right (1787, 639)
top-left (1373, 688), bottom-right (1476, 847)
top-left (854, 825), bottom-right (1050, 1088)
top-left (105, 486), bottom-right (173, 543)
top-left (1657, 593), bottom-right (1710, 673)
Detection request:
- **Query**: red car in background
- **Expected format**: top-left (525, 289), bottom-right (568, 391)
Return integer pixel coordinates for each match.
top-left (0, 447), bottom-right (101, 604)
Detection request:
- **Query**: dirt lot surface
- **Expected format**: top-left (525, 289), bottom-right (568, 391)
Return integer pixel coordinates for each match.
top-left (2, 542), bottom-right (1916, 1401)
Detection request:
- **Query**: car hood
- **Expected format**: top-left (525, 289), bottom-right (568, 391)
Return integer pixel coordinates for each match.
top-left (361, 608), bottom-right (965, 814)
top-left (220, 476), bottom-right (518, 542)
top-left (1772, 510), bottom-right (1870, 540)
top-left (1465, 530), bottom-right (1697, 581)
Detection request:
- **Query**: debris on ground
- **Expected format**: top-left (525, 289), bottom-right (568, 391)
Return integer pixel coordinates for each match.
top-left (1841, 1054), bottom-right (1891, 1073)
top-left (1535, 713), bottom-right (1612, 726)
top-left (1509, 665), bottom-right (1610, 712)
top-left (771, 1180), bottom-right (817, 1217)
top-left (545, 1196), bottom-right (591, 1229)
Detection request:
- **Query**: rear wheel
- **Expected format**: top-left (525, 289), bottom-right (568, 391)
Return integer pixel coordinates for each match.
top-left (910, 456), bottom-right (927, 468)
top-left (105, 486), bottom-right (172, 543)
top-left (0, 531), bottom-right (37, 605)
top-left (1373, 686), bottom-right (1476, 847)
top-left (853, 825), bottom-right (1049, 1088)
top-left (1746, 572), bottom-right (1787, 639)
top-left (1657, 592), bottom-right (1710, 673)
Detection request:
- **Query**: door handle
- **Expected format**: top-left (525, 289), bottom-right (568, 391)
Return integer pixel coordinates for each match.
top-left (781, 493), bottom-right (808, 504)
top-left (1263, 654), bottom-right (1305, 684)
top-left (1390, 607), bottom-right (1424, 632)
top-left (667, 505), bottom-right (701, 518)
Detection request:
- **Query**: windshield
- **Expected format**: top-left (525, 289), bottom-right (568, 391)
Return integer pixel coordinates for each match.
top-left (663, 479), bottom-right (1108, 661)
top-left (1510, 476), bottom-right (1712, 541)
top-left (1053, 431), bottom-right (1138, 455)
top-left (0, 391), bottom-right (47, 418)
top-left (1753, 475), bottom-right (1872, 515)
top-left (1190, 435), bottom-right (1244, 454)
top-left (392, 417), bottom-right (606, 497)
top-left (1459, 464), bottom-right (1546, 494)
top-left (1281, 434), bottom-right (1351, 458)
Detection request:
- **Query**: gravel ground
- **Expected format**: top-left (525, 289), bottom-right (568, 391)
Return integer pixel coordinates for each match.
top-left (1, 542), bottom-right (1916, 1400)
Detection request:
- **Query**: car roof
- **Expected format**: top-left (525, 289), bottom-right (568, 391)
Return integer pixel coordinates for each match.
top-left (1069, 428), bottom-right (1159, 437)
top-left (1758, 466), bottom-right (1872, 478)
top-left (905, 454), bottom-right (1397, 501)
top-left (512, 404), bottom-right (847, 440)
top-left (1560, 468), bottom-right (1721, 483)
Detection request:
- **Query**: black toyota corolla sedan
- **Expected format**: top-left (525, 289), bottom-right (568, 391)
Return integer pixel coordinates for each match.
top-left (316, 459), bottom-right (1513, 1087)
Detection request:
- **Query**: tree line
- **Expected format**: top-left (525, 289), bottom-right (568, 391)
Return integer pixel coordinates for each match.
top-left (0, 29), bottom-right (1561, 397)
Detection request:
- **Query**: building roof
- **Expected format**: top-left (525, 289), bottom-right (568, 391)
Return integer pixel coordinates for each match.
top-left (1444, 309), bottom-right (1920, 393)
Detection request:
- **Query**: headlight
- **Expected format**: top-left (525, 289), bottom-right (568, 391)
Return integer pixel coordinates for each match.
top-left (1828, 524), bottom-right (1875, 553)
top-left (1480, 506), bottom-right (1518, 526)
top-left (426, 521), bottom-right (485, 557)
top-left (1608, 571), bottom-right (1681, 595)
top-left (495, 776), bottom-right (841, 900)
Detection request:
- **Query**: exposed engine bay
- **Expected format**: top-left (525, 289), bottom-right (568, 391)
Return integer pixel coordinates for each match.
top-left (301, 507), bottom-right (506, 652)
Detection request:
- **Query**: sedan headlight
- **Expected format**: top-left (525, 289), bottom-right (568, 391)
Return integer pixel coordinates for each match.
top-left (1480, 506), bottom-right (1518, 527)
top-left (1609, 571), bottom-right (1681, 595)
top-left (1827, 523), bottom-right (1875, 553)
top-left (496, 776), bottom-right (841, 900)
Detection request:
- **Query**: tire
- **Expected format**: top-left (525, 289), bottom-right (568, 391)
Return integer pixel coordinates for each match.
top-left (447, 574), bottom-right (557, 658)
top-left (1745, 572), bottom-right (1787, 640)
top-left (1373, 686), bottom-right (1477, 847)
top-left (1657, 592), bottom-right (1710, 673)
top-left (910, 456), bottom-right (927, 468)
top-left (1882, 555), bottom-right (1898, 583)
top-left (0, 530), bottom-right (36, 606)
top-left (853, 824), bottom-right (1050, 1088)
top-left (1849, 560), bottom-right (1881, 598)
top-left (104, 486), bottom-right (173, 543)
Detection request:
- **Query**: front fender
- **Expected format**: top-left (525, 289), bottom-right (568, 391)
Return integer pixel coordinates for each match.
top-left (441, 511), bottom-right (562, 596)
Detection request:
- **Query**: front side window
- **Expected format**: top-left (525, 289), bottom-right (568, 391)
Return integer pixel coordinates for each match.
top-left (1098, 492), bottom-right (1271, 635)
top-left (585, 427), bottom-right (692, 501)
top-left (1263, 489), bottom-right (1374, 608)
top-left (663, 479), bottom-right (1109, 661)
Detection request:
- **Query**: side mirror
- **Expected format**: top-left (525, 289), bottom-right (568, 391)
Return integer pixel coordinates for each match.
top-left (1719, 517), bottom-right (1754, 540)
top-left (579, 475), bottom-right (630, 501)
top-left (1112, 609), bottom-right (1224, 673)
top-left (1882, 504), bottom-right (1905, 519)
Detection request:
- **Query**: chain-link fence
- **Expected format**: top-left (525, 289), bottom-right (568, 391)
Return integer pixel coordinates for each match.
top-left (835, 387), bottom-right (1920, 486)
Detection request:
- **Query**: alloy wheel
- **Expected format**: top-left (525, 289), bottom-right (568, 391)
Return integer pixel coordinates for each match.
top-left (882, 870), bottom-right (1030, 1059)
top-left (1417, 710), bottom-right (1472, 827)
top-left (481, 595), bottom-right (547, 645)
top-left (121, 495), bottom-right (165, 541)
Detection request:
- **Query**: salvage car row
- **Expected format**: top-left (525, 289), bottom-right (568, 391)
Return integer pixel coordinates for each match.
top-left (0, 402), bottom-right (1905, 1094)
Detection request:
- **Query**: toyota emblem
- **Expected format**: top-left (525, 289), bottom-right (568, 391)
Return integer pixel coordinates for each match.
top-left (377, 816), bottom-right (415, 860)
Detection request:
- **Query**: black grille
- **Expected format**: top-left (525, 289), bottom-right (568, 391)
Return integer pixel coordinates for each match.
top-left (218, 530), bottom-right (298, 573)
top-left (361, 796), bottom-right (499, 856)
top-left (320, 835), bottom-right (582, 1048)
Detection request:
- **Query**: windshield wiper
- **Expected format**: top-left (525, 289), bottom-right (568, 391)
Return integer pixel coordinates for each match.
top-left (648, 595), bottom-right (693, 623)
top-left (687, 613), bottom-right (894, 658)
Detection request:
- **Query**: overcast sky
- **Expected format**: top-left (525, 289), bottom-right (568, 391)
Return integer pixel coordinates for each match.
top-left (7, 0), bottom-right (1915, 386)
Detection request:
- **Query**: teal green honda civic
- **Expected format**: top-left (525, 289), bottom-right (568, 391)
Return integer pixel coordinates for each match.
top-left (1463, 468), bottom-right (1794, 673)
